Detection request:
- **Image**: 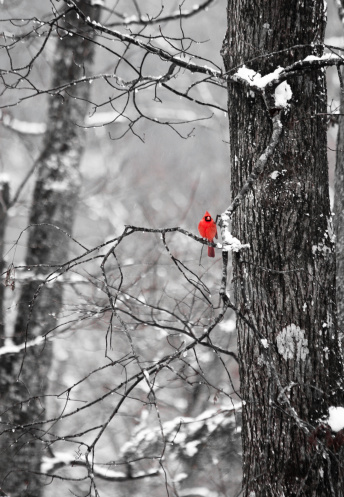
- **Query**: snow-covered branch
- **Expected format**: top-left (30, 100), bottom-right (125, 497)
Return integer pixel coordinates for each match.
top-left (0, 336), bottom-right (46, 356)
top-left (41, 453), bottom-right (161, 481)
top-left (120, 406), bottom-right (241, 462)
top-left (233, 53), bottom-right (343, 109)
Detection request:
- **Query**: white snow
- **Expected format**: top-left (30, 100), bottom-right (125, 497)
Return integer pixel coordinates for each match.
top-left (173, 472), bottom-right (188, 482)
top-left (303, 53), bottom-right (340, 62)
top-left (2, 115), bottom-right (46, 135)
top-left (261, 339), bottom-right (269, 349)
top-left (0, 336), bottom-right (45, 356)
top-left (42, 451), bottom-right (141, 480)
top-left (41, 452), bottom-right (75, 473)
top-left (274, 81), bottom-right (292, 108)
top-left (179, 488), bottom-right (218, 497)
top-left (121, 406), bottom-right (241, 460)
top-left (221, 231), bottom-right (250, 252)
top-left (184, 440), bottom-right (201, 457)
top-left (234, 65), bottom-right (284, 88)
top-left (234, 65), bottom-right (292, 107)
top-left (270, 171), bottom-right (280, 179)
top-left (45, 180), bottom-right (71, 192)
top-left (327, 406), bottom-right (344, 432)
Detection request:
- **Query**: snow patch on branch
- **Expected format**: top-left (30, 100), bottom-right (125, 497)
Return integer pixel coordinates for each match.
top-left (41, 452), bottom-right (75, 473)
top-left (2, 114), bottom-right (47, 135)
top-left (276, 324), bottom-right (309, 361)
top-left (234, 65), bottom-right (292, 108)
top-left (303, 53), bottom-right (341, 63)
top-left (220, 231), bottom-right (250, 252)
top-left (234, 65), bottom-right (284, 88)
top-left (0, 336), bottom-right (45, 356)
top-left (184, 440), bottom-right (201, 457)
top-left (274, 81), bottom-right (292, 108)
top-left (326, 406), bottom-right (344, 432)
top-left (120, 406), bottom-right (241, 460)
top-left (44, 179), bottom-right (72, 192)
top-left (269, 169), bottom-right (287, 180)
top-left (42, 451), bottom-right (159, 480)
top-left (179, 488), bottom-right (218, 497)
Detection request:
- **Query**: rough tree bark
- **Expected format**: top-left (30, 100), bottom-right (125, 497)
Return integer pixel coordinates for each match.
top-left (0, 178), bottom-right (10, 341)
top-left (222, 1), bottom-right (344, 495)
top-left (0, 2), bottom-right (101, 496)
top-left (335, 73), bottom-right (344, 340)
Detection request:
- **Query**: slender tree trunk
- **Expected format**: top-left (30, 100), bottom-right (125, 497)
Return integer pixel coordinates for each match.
top-left (222, 1), bottom-right (344, 495)
top-left (0, 178), bottom-right (10, 342)
top-left (335, 72), bottom-right (344, 340)
top-left (0, 2), bottom-right (101, 495)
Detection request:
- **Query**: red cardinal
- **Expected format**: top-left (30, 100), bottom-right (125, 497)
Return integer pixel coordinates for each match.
top-left (198, 211), bottom-right (218, 257)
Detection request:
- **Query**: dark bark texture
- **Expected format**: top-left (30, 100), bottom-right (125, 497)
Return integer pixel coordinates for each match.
top-left (335, 67), bottom-right (344, 344)
top-left (222, 1), bottom-right (344, 496)
top-left (0, 179), bottom-right (10, 341)
top-left (0, 2), bottom-right (100, 496)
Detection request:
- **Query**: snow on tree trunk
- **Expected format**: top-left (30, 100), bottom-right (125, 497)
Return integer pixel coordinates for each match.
top-left (222, 1), bottom-right (344, 495)
top-left (0, 2), bottom-right (101, 496)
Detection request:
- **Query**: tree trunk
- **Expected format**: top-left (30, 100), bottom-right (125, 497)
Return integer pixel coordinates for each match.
top-left (0, 2), bottom-right (101, 495)
top-left (222, 1), bottom-right (344, 495)
top-left (0, 178), bottom-right (10, 341)
top-left (335, 66), bottom-right (344, 342)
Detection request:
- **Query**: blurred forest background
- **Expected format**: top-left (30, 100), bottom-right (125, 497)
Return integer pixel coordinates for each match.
top-left (0, 0), bottom-right (343, 496)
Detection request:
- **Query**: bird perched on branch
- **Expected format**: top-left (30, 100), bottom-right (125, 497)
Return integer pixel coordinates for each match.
top-left (198, 211), bottom-right (218, 257)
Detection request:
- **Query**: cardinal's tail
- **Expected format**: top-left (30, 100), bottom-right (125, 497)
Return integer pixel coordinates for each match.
top-left (208, 246), bottom-right (215, 257)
